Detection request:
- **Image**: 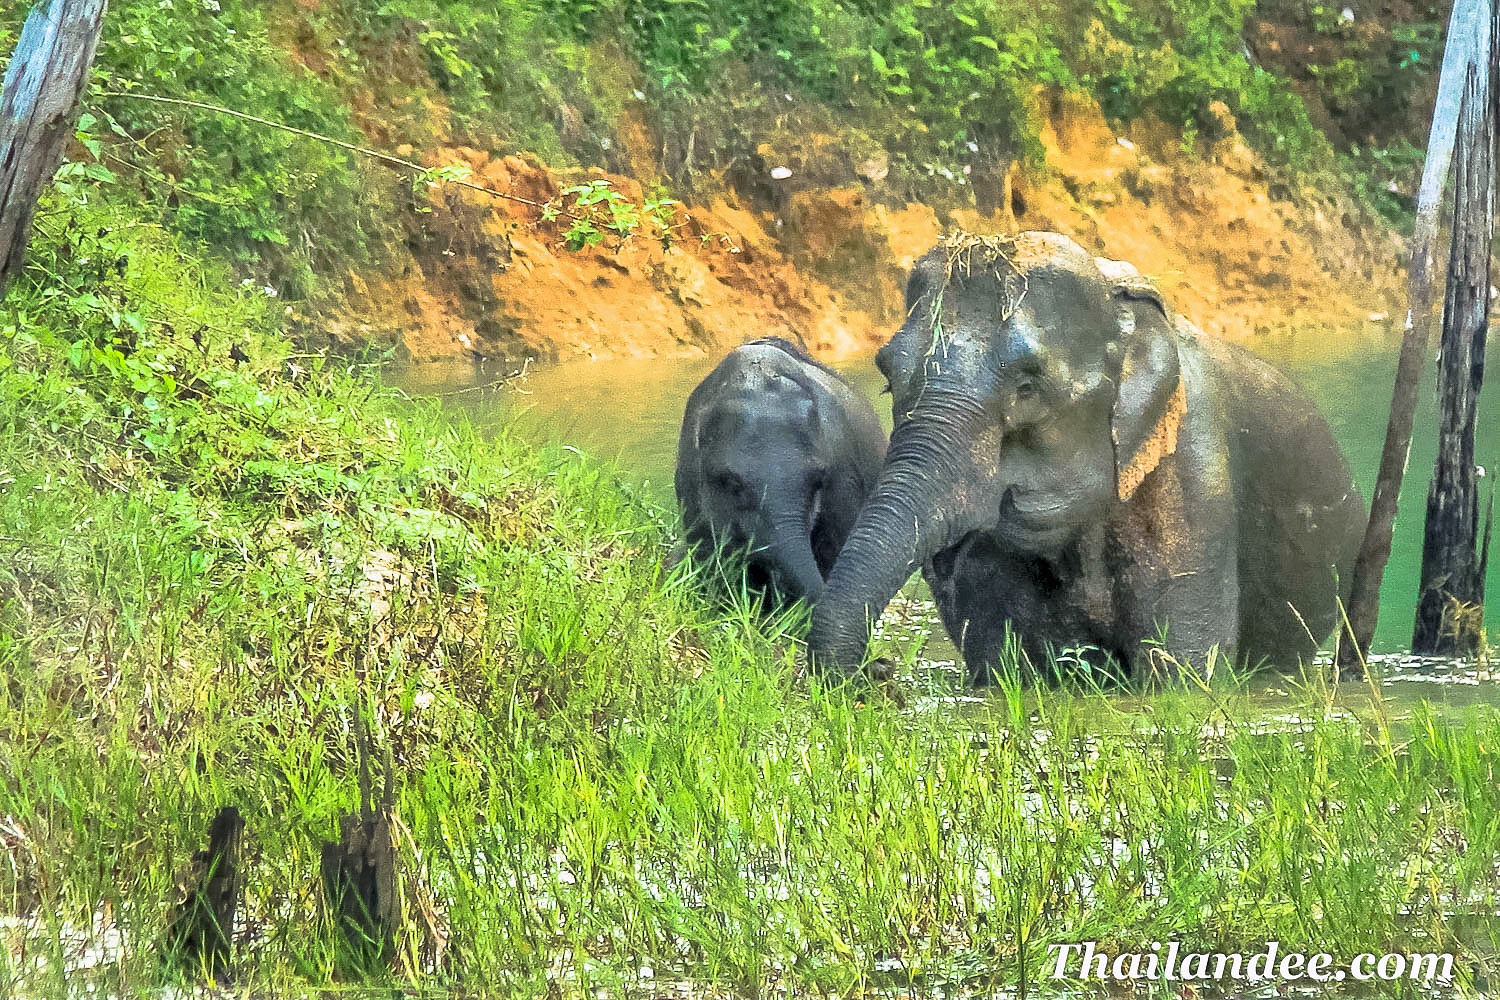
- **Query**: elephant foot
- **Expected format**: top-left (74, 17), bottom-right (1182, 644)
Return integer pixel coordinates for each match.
top-left (869, 658), bottom-right (908, 708)
top-left (805, 654), bottom-right (900, 699)
top-left (1335, 659), bottom-right (1368, 683)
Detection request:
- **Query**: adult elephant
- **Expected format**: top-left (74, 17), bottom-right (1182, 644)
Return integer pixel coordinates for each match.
top-left (677, 337), bottom-right (887, 606)
top-left (809, 232), bottom-right (1364, 682)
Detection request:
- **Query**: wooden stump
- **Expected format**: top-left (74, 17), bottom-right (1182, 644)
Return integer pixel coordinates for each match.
top-left (162, 805), bottom-right (245, 980)
top-left (321, 699), bottom-right (401, 971)
top-left (321, 806), bottom-right (399, 970)
top-left (1336, 0), bottom-right (1495, 672)
top-left (0, 0), bottom-right (109, 292)
top-left (1413, 45), bottom-right (1497, 655)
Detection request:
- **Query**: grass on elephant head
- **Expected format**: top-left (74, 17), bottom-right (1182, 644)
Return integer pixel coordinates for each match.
top-left (919, 231), bottom-right (1034, 357)
top-left (3, 195), bottom-right (1500, 997)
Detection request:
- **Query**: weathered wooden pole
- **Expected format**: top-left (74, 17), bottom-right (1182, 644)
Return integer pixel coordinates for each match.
top-left (0, 0), bottom-right (108, 294)
top-left (1338, 0), bottom-right (1494, 672)
top-left (1412, 12), bottom-right (1498, 655)
top-left (321, 699), bottom-right (401, 973)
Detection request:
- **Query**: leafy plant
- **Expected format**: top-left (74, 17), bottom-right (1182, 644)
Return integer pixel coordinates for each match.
top-left (544, 179), bottom-right (681, 250)
top-left (90, 0), bottom-right (384, 297)
top-left (410, 162), bottom-right (475, 213)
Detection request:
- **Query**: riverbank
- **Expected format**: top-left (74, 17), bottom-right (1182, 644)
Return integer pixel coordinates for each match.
top-left (304, 91), bottom-right (1410, 364)
top-left (3, 185), bottom-right (1499, 998)
top-left (52, 0), bottom-right (1440, 365)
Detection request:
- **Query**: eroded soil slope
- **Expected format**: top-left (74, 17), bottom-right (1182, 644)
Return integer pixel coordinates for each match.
top-left (316, 90), bottom-right (1404, 364)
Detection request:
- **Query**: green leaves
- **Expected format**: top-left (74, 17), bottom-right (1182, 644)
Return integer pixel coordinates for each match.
top-left (854, 0), bottom-right (1065, 157)
top-left (95, 0), bottom-right (373, 296)
top-left (53, 160), bottom-right (117, 191)
top-left (551, 180), bottom-right (682, 252)
top-left (410, 162), bottom-right (476, 213)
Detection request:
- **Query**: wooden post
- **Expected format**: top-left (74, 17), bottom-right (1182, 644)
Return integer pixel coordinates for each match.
top-left (321, 699), bottom-right (401, 972)
top-left (1338, 0), bottom-right (1494, 672)
top-left (1413, 21), bottom-right (1498, 654)
top-left (0, 0), bottom-right (108, 293)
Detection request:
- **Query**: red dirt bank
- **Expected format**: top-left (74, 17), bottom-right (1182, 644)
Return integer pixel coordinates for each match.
top-left (321, 92), bottom-right (1405, 364)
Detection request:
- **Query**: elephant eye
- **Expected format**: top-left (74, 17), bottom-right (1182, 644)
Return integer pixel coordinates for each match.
top-left (1015, 379), bottom-right (1039, 400)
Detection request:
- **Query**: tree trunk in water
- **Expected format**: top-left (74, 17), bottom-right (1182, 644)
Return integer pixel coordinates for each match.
top-left (1413, 51), bottom-right (1497, 655)
top-left (0, 0), bottom-right (109, 293)
top-left (1338, 0), bottom-right (1495, 673)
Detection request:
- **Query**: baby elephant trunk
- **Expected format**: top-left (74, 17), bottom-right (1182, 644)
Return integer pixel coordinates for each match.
top-left (758, 495), bottom-right (826, 605)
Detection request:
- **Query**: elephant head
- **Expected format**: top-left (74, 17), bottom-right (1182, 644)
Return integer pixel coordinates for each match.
top-left (681, 393), bottom-right (829, 604)
top-left (808, 232), bottom-right (1186, 674)
top-left (677, 339), bottom-right (883, 607)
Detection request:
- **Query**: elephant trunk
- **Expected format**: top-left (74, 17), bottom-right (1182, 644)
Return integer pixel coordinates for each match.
top-left (809, 412), bottom-right (987, 674)
top-left (763, 493), bottom-right (826, 604)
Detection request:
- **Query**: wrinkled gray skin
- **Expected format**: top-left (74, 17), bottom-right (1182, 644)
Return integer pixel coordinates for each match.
top-left (676, 338), bottom-right (888, 606)
top-left (809, 233), bottom-right (1365, 682)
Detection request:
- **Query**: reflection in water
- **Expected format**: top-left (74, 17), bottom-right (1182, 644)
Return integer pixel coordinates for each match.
top-left (392, 331), bottom-right (1499, 713)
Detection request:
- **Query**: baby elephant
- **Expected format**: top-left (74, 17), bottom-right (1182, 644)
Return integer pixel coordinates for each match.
top-left (676, 338), bottom-right (887, 606)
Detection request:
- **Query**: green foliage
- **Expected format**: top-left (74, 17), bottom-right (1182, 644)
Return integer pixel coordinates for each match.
top-left (353, 0), bottom-right (623, 164)
top-left (31, 0), bottom-right (1422, 299)
top-left (536, 0), bottom-right (1071, 162)
top-left (1, 118), bottom-right (1497, 997)
top-left (87, 0), bottom-right (386, 297)
top-left (543, 179), bottom-right (681, 250)
top-left (410, 161), bottom-right (475, 212)
top-left (1342, 138), bottom-right (1427, 229)
top-left (4, 0), bottom-right (1439, 325)
top-left (604, 0), bottom-right (845, 95)
top-left (10, 177), bottom-right (281, 486)
top-left (536, 0), bottom-right (1340, 173)
top-left (1273, 6), bottom-right (1444, 220)
top-left (859, 0), bottom-right (1070, 163)
top-left (1299, 12), bottom-right (1443, 125)
top-left (1236, 66), bottom-right (1332, 170)
top-left (1068, 0), bottom-right (1340, 172)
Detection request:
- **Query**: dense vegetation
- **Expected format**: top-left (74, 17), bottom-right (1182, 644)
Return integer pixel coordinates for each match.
top-left (0, 106), bottom-right (1496, 997)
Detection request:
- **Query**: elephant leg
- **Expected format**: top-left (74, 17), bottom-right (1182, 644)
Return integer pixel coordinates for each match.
top-left (1108, 468), bottom-right (1241, 680)
top-left (1234, 497), bottom-right (1350, 667)
top-left (1110, 556), bottom-right (1239, 681)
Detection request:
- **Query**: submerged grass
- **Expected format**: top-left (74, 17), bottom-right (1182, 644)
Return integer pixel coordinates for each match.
top-left (2, 192), bottom-right (1499, 998)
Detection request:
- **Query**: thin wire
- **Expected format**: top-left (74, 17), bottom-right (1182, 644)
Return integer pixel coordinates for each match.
top-left (94, 90), bottom-right (556, 213)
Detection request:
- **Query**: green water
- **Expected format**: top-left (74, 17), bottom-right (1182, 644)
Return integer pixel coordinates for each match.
top-left (394, 329), bottom-right (1499, 667)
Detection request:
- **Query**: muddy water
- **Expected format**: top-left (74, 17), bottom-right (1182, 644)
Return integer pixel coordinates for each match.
top-left (393, 330), bottom-right (1500, 715)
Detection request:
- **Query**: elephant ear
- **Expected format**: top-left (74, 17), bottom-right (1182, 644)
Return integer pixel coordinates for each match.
top-left (1109, 275), bottom-right (1186, 502)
